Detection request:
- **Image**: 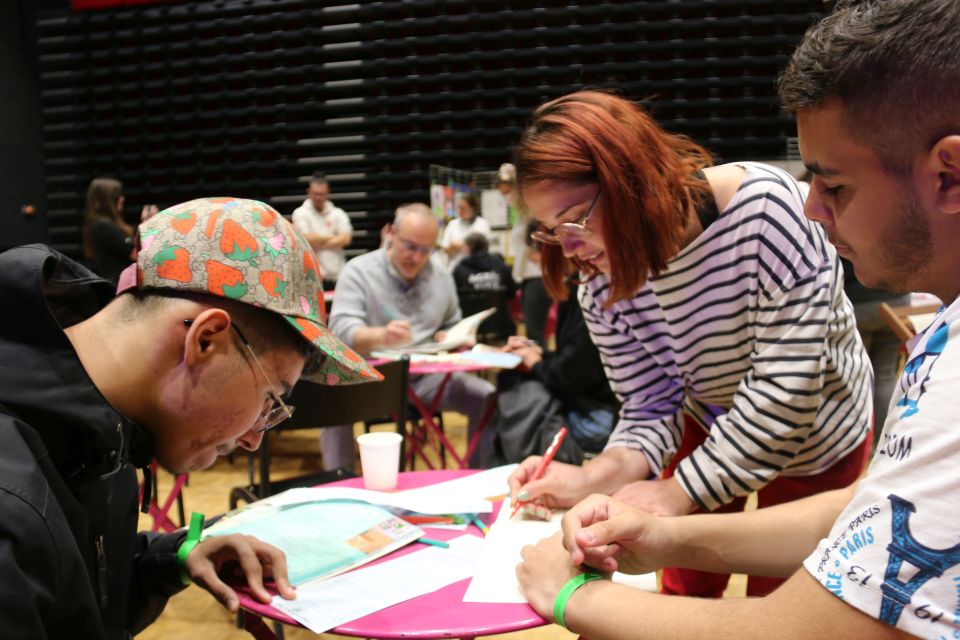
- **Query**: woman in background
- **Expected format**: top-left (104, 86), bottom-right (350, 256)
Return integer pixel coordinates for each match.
top-left (440, 192), bottom-right (491, 268)
top-left (82, 177), bottom-right (135, 285)
top-left (503, 162), bottom-right (552, 348)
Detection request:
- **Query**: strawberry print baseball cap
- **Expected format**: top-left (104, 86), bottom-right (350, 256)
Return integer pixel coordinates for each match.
top-left (116, 196), bottom-right (381, 385)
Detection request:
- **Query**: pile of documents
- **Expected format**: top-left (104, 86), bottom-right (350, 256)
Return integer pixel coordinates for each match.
top-left (204, 465), bottom-right (656, 633)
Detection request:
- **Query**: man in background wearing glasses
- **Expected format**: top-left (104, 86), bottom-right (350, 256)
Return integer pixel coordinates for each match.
top-left (0, 197), bottom-right (381, 638)
top-left (327, 202), bottom-right (497, 469)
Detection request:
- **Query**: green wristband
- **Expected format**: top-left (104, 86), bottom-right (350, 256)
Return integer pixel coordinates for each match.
top-left (553, 572), bottom-right (603, 629)
top-left (176, 512), bottom-right (206, 585)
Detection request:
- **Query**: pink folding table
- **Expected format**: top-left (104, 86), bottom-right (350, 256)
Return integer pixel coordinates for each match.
top-left (236, 469), bottom-right (545, 639)
top-left (368, 358), bottom-right (498, 470)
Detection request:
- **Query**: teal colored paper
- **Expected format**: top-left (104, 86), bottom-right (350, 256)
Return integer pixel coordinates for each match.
top-left (206, 500), bottom-right (410, 585)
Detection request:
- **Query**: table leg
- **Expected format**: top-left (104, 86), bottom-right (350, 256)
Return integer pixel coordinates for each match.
top-left (403, 409), bottom-right (435, 471)
top-left (406, 373), bottom-right (472, 469)
top-left (463, 395), bottom-right (498, 466)
top-left (149, 471), bottom-right (189, 533)
top-left (240, 611), bottom-right (281, 640)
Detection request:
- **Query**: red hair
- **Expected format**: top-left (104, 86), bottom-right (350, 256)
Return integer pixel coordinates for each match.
top-left (514, 91), bottom-right (712, 305)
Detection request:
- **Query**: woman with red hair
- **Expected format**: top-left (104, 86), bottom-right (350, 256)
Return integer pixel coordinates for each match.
top-left (507, 90), bottom-right (872, 598)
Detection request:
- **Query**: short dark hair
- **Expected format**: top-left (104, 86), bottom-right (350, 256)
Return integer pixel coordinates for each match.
top-left (120, 290), bottom-right (326, 377)
top-left (464, 232), bottom-right (489, 255)
top-left (779, 0), bottom-right (960, 175)
top-left (309, 171), bottom-right (328, 187)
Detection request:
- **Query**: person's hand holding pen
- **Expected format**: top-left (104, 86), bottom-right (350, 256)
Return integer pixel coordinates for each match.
top-left (509, 427), bottom-right (589, 519)
top-left (501, 336), bottom-right (544, 370)
top-left (378, 303), bottom-right (413, 348)
top-left (382, 320), bottom-right (413, 348)
top-left (502, 336), bottom-right (543, 353)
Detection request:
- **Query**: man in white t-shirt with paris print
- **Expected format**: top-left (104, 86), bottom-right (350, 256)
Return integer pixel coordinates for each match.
top-left (291, 172), bottom-right (353, 290)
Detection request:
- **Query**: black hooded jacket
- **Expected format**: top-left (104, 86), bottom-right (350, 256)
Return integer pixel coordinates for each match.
top-left (0, 245), bottom-right (187, 639)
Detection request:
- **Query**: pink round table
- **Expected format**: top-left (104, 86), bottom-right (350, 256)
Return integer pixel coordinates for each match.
top-left (237, 469), bottom-right (546, 638)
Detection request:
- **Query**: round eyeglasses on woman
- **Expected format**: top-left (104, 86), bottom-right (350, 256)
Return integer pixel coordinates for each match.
top-left (530, 188), bottom-right (601, 250)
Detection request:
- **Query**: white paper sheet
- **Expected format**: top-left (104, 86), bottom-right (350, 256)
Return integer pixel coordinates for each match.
top-left (370, 346), bottom-right (521, 369)
top-left (272, 534), bottom-right (483, 634)
top-left (463, 498), bottom-right (561, 603)
top-left (463, 501), bottom-right (657, 603)
top-left (232, 485), bottom-right (495, 520)
top-left (375, 308), bottom-right (497, 354)
top-left (481, 189), bottom-right (508, 227)
top-left (398, 463), bottom-right (516, 506)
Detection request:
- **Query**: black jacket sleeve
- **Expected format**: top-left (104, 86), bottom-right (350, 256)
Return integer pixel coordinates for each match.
top-left (0, 487), bottom-right (106, 639)
top-left (529, 297), bottom-right (607, 397)
top-left (127, 529), bottom-right (188, 634)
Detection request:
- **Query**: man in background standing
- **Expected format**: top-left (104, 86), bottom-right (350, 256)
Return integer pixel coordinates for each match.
top-left (291, 171), bottom-right (353, 290)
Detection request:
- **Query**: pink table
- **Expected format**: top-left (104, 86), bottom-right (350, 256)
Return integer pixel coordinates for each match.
top-left (237, 469), bottom-right (545, 639)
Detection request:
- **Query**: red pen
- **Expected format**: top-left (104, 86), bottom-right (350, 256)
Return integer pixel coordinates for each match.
top-left (511, 427), bottom-right (568, 518)
top-left (402, 515), bottom-right (455, 525)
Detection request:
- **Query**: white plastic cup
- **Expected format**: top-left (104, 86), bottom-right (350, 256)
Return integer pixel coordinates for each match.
top-left (356, 432), bottom-right (403, 490)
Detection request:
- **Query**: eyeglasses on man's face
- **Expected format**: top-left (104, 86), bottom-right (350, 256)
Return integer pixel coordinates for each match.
top-left (183, 319), bottom-right (295, 433)
top-left (530, 188), bottom-right (602, 250)
top-left (395, 235), bottom-right (435, 257)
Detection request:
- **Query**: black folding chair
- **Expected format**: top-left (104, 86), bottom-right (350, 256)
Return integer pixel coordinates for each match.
top-left (228, 355), bottom-right (410, 509)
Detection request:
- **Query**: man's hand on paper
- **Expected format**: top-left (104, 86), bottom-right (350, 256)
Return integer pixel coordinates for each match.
top-left (508, 457), bottom-right (591, 511)
top-left (516, 532), bottom-right (585, 621)
top-left (561, 494), bottom-right (672, 576)
top-left (185, 534), bottom-right (295, 613)
top-left (382, 320), bottom-right (413, 347)
top-left (611, 476), bottom-right (696, 517)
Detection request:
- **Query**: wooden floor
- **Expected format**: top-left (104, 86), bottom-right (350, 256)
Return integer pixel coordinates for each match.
top-left (138, 417), bottom-right (745, 639)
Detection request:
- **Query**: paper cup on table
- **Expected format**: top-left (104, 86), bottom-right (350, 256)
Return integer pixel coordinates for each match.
top-left (357, 432), bottom-right (403, 490)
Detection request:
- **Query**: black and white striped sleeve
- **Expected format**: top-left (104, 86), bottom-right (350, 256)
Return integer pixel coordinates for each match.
top-left (674, 254), bottom-right (836, 510)
top-left (579, 285), bottom-right (686, 477)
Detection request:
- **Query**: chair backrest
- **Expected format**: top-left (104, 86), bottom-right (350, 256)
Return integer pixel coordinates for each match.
top-left (281, 355), bottom-right (410, 429)
top-left (250, 355), bottom-right (410, 499)
top-left (457, 287), bottom-right (503, 317)
top-left (457, 287), bottom-right (515, 343)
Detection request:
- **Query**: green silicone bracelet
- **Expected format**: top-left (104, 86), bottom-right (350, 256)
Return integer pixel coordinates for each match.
top-left (176, 512), bottom-right (206, 585)
top-left (553, 572), bottom-right (603, 629)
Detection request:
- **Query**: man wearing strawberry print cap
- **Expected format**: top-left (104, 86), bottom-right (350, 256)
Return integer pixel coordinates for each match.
top-left (0, 197), bottom-right (380, 638)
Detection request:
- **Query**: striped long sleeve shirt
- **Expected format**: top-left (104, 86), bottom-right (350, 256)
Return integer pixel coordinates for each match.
top-left (581, 162), bottom-right (872, 511)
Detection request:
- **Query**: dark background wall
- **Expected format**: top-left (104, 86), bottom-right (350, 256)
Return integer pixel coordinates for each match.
top-left (0, 0), bottom-right (52, 252)
top-left (26, 0), bottom-right (824, 260)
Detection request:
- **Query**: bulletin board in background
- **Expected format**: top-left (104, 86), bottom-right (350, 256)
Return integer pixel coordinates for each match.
top-left (428, 165), bottom-right (511, 255)
top-left (428, 165), bottom-right (473, 224)
top-left (429, 165), bottom-right (512, 223)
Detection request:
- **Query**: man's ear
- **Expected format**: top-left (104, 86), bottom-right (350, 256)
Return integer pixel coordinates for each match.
top-left (182, 308), bottom-right (233, 366)
top-left (929, 135), bottom-right (960, 215)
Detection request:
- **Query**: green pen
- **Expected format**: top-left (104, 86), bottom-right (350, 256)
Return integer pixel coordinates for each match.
top-left (417, 536), bottom-right (450, 548)
top-left (380, 303), bottom-right (400, 321)
top-left (469, 514), bottom-right (489, 536)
